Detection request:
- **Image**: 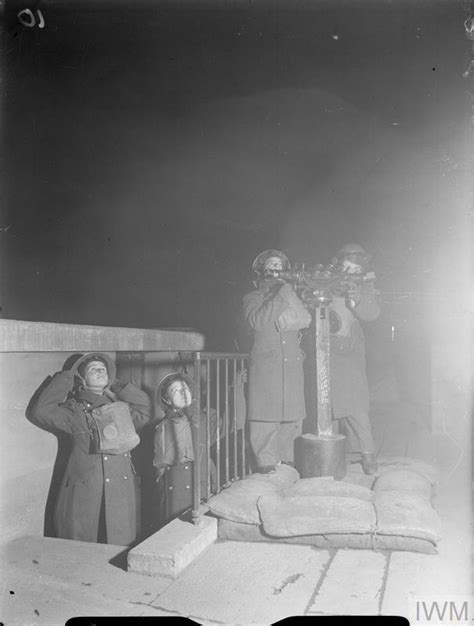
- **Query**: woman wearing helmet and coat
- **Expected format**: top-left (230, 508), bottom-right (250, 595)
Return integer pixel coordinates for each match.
top-left (29, 352), bottom-right (151, 545)
top-left (243, 249), bottom-right (311, 474)
top-left (153, 372), bottom-right (219, 527)
top-left (328, 243), bottom-right (380, 475)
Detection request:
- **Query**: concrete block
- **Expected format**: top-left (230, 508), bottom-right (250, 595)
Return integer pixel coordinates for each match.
top-left (127, 515), bottom-right (217, 579)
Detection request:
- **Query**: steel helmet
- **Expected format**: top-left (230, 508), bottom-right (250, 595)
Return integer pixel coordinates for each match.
top-left (335, 243), bottom-right (371, 264)
top-left (69, 352), bottom-right (117, 384)
top-left (251, 249), bottom-right (290, 275)
top-left (156, 371), bottom-right (195, 408)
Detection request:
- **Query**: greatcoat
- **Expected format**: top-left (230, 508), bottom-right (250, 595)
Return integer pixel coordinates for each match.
top-left (243, 279), bottom-right (308, 423)
top-left (30, 369), bottom-right (151, 546)
top-left (329, 281), bottom-right (380, 421)
top-left (153, 400), bottom-right (221, 525)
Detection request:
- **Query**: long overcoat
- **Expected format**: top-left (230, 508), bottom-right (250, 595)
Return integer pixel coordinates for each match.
top-left (30, 370), bottom-right (151, 546)
top-left (329, 282), bottom-right (380, 420)
top-left (243, 279), bottom-right (307, 423)
top-left (153, 399), bottom-right (221, 525)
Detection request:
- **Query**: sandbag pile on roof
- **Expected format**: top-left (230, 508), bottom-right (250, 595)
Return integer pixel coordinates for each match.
top-left (204, 457), bottom-right (441, 554)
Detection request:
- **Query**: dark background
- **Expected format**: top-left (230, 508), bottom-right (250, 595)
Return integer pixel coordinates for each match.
top-left (1, 0), bottom-right (471, 352)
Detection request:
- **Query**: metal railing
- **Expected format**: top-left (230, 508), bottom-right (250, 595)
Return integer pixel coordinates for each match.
top-left (191, 352), bottom-right (250, 522)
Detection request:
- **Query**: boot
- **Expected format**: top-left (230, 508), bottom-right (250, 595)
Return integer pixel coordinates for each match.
top-left (361, 452), bottom-right (378, 475)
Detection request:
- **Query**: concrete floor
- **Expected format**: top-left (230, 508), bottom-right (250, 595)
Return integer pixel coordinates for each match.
top-left (1, 405), bottom-right (471, 625)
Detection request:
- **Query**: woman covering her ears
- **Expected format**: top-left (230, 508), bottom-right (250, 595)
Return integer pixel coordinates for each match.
top-left (28, 352), bottom-right (151, 545)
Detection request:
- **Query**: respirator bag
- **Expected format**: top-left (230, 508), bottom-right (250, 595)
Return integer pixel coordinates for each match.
top-left (89, 401), bottom-right (140, 455)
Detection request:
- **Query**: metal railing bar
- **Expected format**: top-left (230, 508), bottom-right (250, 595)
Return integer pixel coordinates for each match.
top-left (216, 358), bottom-right (221, 489)
top-left (224, 360), bottom-right (229, 485)
top-left (205, 358), bottom-right (211, 499)
top-left (192, 352), bottom-right (201, 524)
top-left (233, 359), bottom-right (238, 479)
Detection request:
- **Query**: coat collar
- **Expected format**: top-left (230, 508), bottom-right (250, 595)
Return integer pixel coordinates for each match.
top-left (164, 400), bottom-right (198, 422)
top-left (75, 388), bottom-right (110, 408)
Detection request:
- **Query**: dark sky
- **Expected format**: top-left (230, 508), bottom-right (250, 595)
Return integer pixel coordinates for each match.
top-left (2, 0), bottom-right (471, 349)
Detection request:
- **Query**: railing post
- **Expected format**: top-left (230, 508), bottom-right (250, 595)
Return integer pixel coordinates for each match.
top-left (205, 358), bottom-right (211, 501)
top-left (232, 359), bottom-right (238, 479)
top-left (214, 358), bottom-right (220, 493)
top-left (192, 351), bottom-right (202, 524)
top-left (240, 357), bottom-right (247, 476)
top-left (225, 359), bottom-right (230, 481)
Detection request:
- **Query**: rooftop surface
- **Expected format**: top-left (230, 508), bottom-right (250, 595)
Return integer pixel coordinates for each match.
top-left (1, 405), bottom-right (471, 624)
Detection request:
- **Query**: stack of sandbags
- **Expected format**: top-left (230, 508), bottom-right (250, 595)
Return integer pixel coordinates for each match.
top-left (207, 457), bottom-right (441, 554)
top-left (217, 476), bottom-right (378, 549)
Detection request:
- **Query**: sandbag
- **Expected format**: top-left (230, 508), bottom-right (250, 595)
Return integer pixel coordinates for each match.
top-left (206, 456), bottom-right (441, 554)
top-left (372, 469), bottom-right (432, 500)
top-left (204, 465), bottom-right (298, 525)
top-left (217, 518), bottom-right (437, 554)
top-left (374, 490), bottom-right (442, 543)
top-left (257, 494), bottom-right (376, 537)
top-left (341, 464), bottom-right (377, 489)
top-left (245, 463), bottom-right (300, 487)
top-left (282, 476), bottom-right (374, 502)
top-left (376, 457), bottom-right (438, 485)
top-left (205, 479), bottom-right (279, 525)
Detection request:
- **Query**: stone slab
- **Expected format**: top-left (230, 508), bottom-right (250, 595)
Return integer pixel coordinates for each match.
top-left (307, 549), bottom-right (388, 616)
top-left (1, 569), bottom-right (173, 625)
top-left (382, 525), bottom-right (472, 616)
top-left (0, 535), bottom-right (176, 624)
top-left (152, 541), bottom-right (331, 624)
top-left (0, 319), bottom-right (204, 352)
top-left (382, 549), bottom-right (472, 618)
top-left (127, 515), bottom-right (218, 579)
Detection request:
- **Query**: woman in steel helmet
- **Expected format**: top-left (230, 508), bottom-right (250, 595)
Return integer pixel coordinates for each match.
top-left (328, 243), bottom-right (380, 475)
top-left (28, 352), bottom-right (151, 545)
top-left (153, 371), bottom-right (218, 527)
top-left (251, 249), bottom-right (290, 279)
top-left (243, 249), bottom-right (310, 474)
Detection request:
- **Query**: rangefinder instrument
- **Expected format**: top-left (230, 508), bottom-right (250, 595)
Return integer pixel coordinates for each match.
top-left (266, 262), bottom-right (376, 308)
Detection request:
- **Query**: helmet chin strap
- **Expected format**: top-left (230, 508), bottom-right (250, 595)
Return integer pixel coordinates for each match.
top-left (76, 372), bottom-right (86, 387)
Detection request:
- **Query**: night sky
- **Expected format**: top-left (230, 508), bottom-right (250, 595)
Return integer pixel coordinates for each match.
top-left (2, 0), bottom-right (471, 350)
